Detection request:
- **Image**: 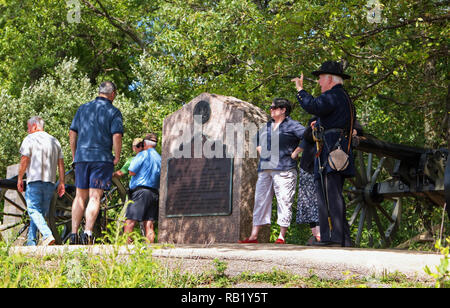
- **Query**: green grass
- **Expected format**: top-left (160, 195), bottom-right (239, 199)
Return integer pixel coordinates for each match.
top-left (0, 242), bottom-right (204, 288)
top-left (0, 240), bottom-right (433, 288)
top-left (0, 224), bottom-right (445, 288)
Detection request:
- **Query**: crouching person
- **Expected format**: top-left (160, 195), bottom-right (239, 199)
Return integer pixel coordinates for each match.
top-left (124, 133), bottom-right (161, 243)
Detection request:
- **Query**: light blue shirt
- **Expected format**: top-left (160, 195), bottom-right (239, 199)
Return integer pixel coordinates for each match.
top-left (128, 148), bottom-right (161, 190)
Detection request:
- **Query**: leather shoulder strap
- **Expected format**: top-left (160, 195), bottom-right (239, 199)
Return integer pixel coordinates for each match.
top-left (342, 89), bottom-right (355, 153)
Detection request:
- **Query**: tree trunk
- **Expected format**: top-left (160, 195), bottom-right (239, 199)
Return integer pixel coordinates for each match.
top-left (447, 84), bottom-right (450, 150)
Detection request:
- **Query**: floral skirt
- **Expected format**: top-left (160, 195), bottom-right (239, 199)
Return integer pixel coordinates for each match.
top-left (296, 168), bottom-right (319, 225)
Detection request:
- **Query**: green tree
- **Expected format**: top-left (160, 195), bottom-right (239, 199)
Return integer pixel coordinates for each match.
top-left (132, 0), bottom-right (448, 147)
top-left (0, 0), bottom-right (157, 96)
top-left (0, 58), bottom-right (148, 179)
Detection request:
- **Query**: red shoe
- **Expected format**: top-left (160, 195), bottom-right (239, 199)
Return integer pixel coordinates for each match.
top-left (275, 238), bottom-right (285, 244)
top-left (238, 238), bottom-right (258, 244)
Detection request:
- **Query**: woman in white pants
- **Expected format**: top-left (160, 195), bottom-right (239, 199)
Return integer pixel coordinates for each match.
top-left (239, 98), bottom-right (305, 244)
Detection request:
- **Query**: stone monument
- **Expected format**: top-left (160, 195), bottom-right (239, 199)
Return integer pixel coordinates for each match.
top-left (158, 93), bottom-right (270, 244)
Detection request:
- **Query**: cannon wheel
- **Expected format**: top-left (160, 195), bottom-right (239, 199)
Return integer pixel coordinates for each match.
top-left (0, 179), bottom-right (30, 245)
top-left (346, 151), bottom-right (402, 248)
top-left (48, 169), bottom-right (128, 244)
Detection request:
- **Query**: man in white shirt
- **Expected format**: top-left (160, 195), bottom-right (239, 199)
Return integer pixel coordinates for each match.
top-left (17, 116), bottom-right (65, 246)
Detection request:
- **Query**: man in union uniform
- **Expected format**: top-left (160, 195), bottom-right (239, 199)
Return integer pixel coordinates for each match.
top-left (292, 61), bottom-right (359, 247)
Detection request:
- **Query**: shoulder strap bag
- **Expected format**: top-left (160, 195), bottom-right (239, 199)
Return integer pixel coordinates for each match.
top-left (327, 90), bottom-right (354, 172)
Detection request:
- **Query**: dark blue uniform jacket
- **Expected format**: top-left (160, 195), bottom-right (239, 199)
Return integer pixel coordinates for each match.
top-left (296, 84), bottom-right (356, 179)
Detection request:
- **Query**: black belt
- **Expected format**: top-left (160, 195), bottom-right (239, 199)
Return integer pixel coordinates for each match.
top-left (323, 128), bottom-right (344, 135)
top-left (130, 186), bottom-right (159, 195)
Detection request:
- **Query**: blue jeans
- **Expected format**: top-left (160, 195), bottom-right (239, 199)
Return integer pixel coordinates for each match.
top-left (25, 181), bottom-right (55, 246)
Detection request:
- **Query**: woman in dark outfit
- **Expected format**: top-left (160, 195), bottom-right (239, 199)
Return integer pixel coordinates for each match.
top-left (292, 117), bottom-right (320, 244)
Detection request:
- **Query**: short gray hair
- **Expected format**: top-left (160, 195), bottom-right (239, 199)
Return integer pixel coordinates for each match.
top-left (98, 81), bottom-right (117, 95)
top-left (325, 74), bottom-right (344, 85)
top-left (28, 116), bottom-right (44, 129)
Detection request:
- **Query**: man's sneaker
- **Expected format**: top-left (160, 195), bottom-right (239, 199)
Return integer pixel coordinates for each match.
top-left (80, 233), bottom-right (95, 245)
top-left (69, 233), bottom-right (79, 245)
top-left (42, 235), bottom-right (55, 246)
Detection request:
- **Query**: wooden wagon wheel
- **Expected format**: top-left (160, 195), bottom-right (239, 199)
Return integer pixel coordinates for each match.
top-left (0, 178), bottom-right (30, 245)
top-left (48, 169), bottom-right (128, 244)
top-left (346, 151), bottom-right (402, 248)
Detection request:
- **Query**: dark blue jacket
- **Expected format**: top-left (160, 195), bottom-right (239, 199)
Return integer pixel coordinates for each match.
top-left (257, 116), bottom-right (305, 172)
top-left (296, 84), bottom-right (356, 179)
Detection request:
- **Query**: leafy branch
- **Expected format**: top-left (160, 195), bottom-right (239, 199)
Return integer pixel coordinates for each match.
top-left (354, 14), bottom-right (450, 39)
top-left (81, 0), bottom-right (146, 50)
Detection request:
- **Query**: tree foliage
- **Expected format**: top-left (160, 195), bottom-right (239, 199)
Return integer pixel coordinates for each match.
top-left (0, 0), bottom-right (448, 174)
top-left (0, 58), bottom-right (162, 178)
top-left (0, 0), bottom-right (156, 96)
top-left (137, 0), bottom-right (448, 146)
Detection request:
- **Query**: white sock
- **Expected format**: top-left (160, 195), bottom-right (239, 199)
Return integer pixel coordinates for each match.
top-left (84, 230), bottom-right (93, 237)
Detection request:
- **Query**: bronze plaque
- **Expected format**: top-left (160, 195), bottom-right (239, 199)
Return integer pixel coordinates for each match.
top-left (165, 158), bottom-right (233, 217)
